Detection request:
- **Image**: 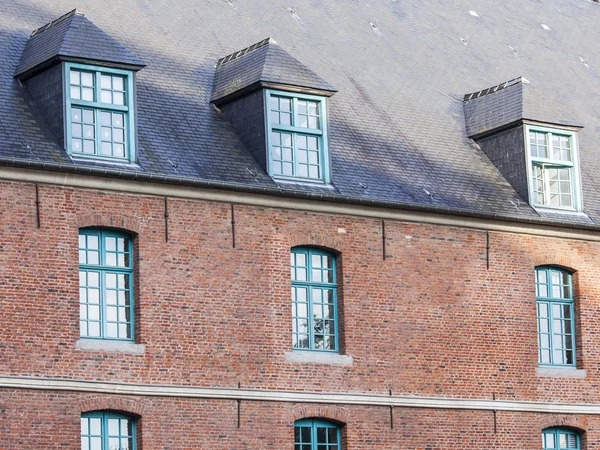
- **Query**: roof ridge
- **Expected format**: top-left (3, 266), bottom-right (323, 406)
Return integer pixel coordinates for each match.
top-left (463, 76), bottom-right (525, 101)
top-left (216, 37), bottom-right (275, 67)
top-left (30, 9), bottom-right (81, 38)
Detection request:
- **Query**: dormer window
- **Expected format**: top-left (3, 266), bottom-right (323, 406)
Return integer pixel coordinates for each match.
top-left (66, 63), bottom-right (135, 162)
top-left (14, 10), bottom-right (144, 164)
top-left (526, 125), bottom-right (581, 210)
top-left (266, 90), bottom-right (329, 182)
top-left (211, 38), bottom-right (336, 184)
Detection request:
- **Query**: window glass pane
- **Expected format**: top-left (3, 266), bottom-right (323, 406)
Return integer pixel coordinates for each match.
top-left (316, 427), bottom-right (327, 443)
top-left (280, 98), bottom-right (291, 112)
top-left (101, 90), bottom-right (112, 104)
top-left (328, 428), bottom-right (338, 443)
top-left (70, 70), bottom-right (81, 85)
top-left (81, 72), bottom-right (94, 87)
top-left (530, 131), bottom-right (548, 158)
top-left (113, 76), bottom-right (124, 91)
top-left (114, 92), bottom-right (125, 106)
top-left (71, 86), bottom-right (81, 100)
top-left (82, 88), bottom-right (94, 101)
top-left (544, 432), bottom-right (555, 449)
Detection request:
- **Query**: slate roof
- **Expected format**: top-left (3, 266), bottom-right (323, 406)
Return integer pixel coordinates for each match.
top-left (464, 77), bottom-right (582, 138)
top-left (14, 9), bottom-right (144, 79)
top-left (2, 0), bottom-right (600, 228)
top-left (211, 37), bottom-right (336, 104)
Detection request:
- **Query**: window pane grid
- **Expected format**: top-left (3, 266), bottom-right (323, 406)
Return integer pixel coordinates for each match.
top-left (100, 111), bottom-right (126, 158)
top-left (68, 66), bottom-right (130, 160)
top-left (71, 108), bottom-right (96, 155)
top-left (82, 413), bottom-right (135, 450)
top-left (529, 129), bottom-right (576, 209)
top-left (543, 427), bottom-right (579, 450)
top-left (294, 420), bottom-right (341, 450)
top-left (100, 74), bottom-right (126, 106)
top-left (536, 268), bottom-right (574, 367)
top-left (269, 93), bottom-right (325, 181)
top-left (79, 230), bottom-right (133, 340)
top-left (292, 248), bottom-right (337, 352)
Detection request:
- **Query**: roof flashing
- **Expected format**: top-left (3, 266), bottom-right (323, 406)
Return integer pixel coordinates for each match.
top-left (211, 38), bottom-right (336, 105)
top-left (15, 11), bottom-right (145, 80)
top-left (463, 76), bottom-right (583, 138)
top-left (30, 9), bottom-right (80, 38)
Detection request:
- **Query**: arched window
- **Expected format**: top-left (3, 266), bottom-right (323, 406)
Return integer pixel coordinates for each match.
top-left (543, 427), bottom-right (580, 450)
top-left (81, 411), bottom-right (136, 450)
top-left (291, 247), bottom-right (338, 352)
top-left (536, 267), bottom-right (575, 366)
top-left (295, 419), bottom-right (341, 450)
top-left (79, 228), bottom-right (134, 340)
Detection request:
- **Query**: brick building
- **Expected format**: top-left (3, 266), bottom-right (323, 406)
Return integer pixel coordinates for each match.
top-left (2, 1), bottom-right (600, 448)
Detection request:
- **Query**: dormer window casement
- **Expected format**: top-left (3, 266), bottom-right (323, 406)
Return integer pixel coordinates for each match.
top-left (266, 90), bottom-right (330, 182)
top-left (463, 77), bottom-right (584, 212)
top-left (66, 63), bottom-right (135, 161)
top-left (14, 10), bottom-right (144, 164)
top-left (212, 38), bottom-right (336, 184)
top-left (526, 126), bottom-right (581, 210)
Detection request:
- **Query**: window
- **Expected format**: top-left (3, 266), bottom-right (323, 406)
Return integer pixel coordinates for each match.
top-left (81, 411), bottom-right (136, 450)
top-left (543, 427), bottom-right (580, 450)
top-left (79, 229), bottom-right (134, 340)
top-left (295, 419), bottom-right (341, 450)
top-left (526, 126), bottom-right (581, 210)
top-left (266, 90), bottom-right (330, 183)
top-left (291, 247), bottom-right (338, 352)
top-left (66, 62), bottom-right (136, 162)
top-left (536, 267), bottom-right (575, 367)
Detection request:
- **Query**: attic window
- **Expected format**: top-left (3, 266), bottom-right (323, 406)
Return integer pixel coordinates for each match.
top-left (66, 62), bottom-right (136, 162)
top-left (526, 125), bottom-right (581, 210)
top-left (266, 90), bottom-right (330, 182)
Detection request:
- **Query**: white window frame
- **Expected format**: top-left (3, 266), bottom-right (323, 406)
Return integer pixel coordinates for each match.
top-left (524, 124), bottom-right (583, 212)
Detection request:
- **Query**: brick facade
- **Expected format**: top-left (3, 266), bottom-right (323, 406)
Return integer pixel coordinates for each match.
top-left (2, 179), bottom-right (600, 447)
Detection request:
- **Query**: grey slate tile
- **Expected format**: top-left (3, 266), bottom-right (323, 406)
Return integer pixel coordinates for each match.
top-left (1, 0), bottom-right (600, 225)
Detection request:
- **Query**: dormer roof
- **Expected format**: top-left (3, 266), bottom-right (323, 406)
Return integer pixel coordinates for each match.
top-left (463, 77), bottom-right (582, 138)
top-left (14, 10), bottom-right (145, 80)
top-left (211, 38), bottom-right (336, 105)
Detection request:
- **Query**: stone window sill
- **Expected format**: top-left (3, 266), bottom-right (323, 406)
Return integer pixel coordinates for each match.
top-left (536, 367), bottom-right (586, 378)
top-left (76, 339), bottom-right (145, 355)
top-left (285, 351), bottom-right (353, 366)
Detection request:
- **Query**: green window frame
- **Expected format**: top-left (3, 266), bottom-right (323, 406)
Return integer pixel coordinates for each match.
top-left (265, 89), bottom-right (330, 183)
top-left (79, 228), bottom-right (134, 341)
top-left (543, 427), bottom-right (580, 450)
top-left (81, 411), bottom-right (136, 450)
top-left (295, 419), bottom-right (341, 450)
top-left (536, 266), bottom-right (575, 367)
top-left (291, 247), bottom-right (338, 352)
top-left (525, 125), bottom-right (581, 211)
top-left (65, 62), bottom-right (136, 163)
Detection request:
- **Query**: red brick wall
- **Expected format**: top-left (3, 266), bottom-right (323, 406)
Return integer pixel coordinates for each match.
top-left (2, 180), bottom-right (600, 447)
top-left (1, 389), bottom-right (600, 449)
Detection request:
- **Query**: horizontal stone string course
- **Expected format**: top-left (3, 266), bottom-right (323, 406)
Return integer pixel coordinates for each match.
top-left (2, 376), bottom-right (600, 415)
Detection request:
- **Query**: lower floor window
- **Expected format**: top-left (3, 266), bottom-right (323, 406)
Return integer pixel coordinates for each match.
top-left (81, 411), bottom-right (135, 450)
top-left (543, 427), bottom-right (580, 450)
top-left (295, 418), bottom-right (341, 450)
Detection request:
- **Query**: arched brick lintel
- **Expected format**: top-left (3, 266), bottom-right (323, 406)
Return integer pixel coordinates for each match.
top-left (79, 395), bottom-right (146, 417)
top-left (288, 233), bottom-right (344, 254)
top-left (540, 415), bottom-right (587, 433)
top-left (531, 254), bottom-right (578, 273)
top-left (291, 405), bottom-right (350, 425)
top-left (76, 214), bottom-right (142, 234)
